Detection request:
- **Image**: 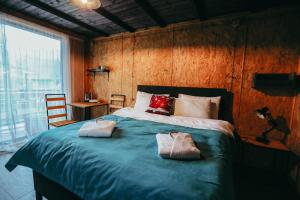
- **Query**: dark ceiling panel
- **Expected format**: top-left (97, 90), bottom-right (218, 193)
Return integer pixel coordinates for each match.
top-left (101, 0), bottom-right (157, 30)
top-left (0, 0), bottom-right (30, 10)
top-left (23, 0), bottom-right (108, 36)
top-left (21, 5), bottom-right (80, 30)
top-left (148, 0), bottom-right (198, 24)
top-left (38, 0), bottom-right (124, 34)
top-left (0, 1), bottom-right (92, 39)
top-left (134, 0), bottom-right (166, 27)
top-left (191, 0), bottom-right (207, 20)
top-left (205, 0), bottom-right (245, 17)
top-left (94, 7), bottom-right (135, 32)
top-left (0, 0), bottom-right (299, 38)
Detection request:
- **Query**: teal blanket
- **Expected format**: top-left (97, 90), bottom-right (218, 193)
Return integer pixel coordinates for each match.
top-left (6, 115), bottom-right (235, 200)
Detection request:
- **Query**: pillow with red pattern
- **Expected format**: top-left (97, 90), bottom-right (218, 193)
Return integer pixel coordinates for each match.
top-left (146, 95), bottom-right (174, 116)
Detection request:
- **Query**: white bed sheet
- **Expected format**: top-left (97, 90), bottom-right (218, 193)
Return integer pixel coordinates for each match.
top-left (113, 107), bottom-right (234, 136)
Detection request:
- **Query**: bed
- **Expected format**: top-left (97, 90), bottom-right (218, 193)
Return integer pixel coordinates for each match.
top-left (5, 85), bottom-right (236, 200)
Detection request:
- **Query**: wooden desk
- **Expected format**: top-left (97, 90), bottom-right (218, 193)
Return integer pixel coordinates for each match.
top-left (68, 101), bottom-right (109, 120)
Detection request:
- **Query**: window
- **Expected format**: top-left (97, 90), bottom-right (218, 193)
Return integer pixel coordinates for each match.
top-left (0, 15), bottom-right (69, 150)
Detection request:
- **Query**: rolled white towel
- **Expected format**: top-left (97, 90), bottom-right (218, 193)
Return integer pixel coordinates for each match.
top-left (170, 133), bottom-right (201, 160)
top-left (79, 120), bottom-right (116, 137)
top-left (156, 132), bottom-right (201, 160)
top-left (156, 133), bottom-right (174, 158)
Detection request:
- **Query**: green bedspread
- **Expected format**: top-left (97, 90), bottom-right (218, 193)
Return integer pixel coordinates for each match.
top-left (5, 115), bottom-right (235, 200)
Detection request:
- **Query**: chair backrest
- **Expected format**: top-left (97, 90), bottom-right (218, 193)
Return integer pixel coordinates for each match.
top-left (109, 94), bottom-right (126, 113)
top-left (45, 94), bottom-right (67, 129)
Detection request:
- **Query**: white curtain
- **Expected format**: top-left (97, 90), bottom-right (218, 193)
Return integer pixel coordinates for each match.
top-left (0, 13), bottom-right (70, 152)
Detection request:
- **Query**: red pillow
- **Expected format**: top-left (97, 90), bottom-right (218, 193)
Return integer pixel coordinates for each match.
top-left (146, 95), bottom-right (174, 116)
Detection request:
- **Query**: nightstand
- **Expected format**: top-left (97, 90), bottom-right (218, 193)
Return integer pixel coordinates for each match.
top-left (236, 136), bottom-right (298, 200)
top-left (240, 135), bottom-right (291, 174)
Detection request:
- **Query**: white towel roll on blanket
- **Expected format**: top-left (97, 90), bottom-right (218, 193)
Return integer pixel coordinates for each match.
top-left (79, 120), bottom-right (116, 137)
top-left (156, 132), bottom-right (201, 160)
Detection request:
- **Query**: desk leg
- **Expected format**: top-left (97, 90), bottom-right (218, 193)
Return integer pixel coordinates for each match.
top-left (82, 108), bottom-right (91, 120)
top-left (82, 108), bottom-right (86, 121)
top-left (35, 192), bottom-right (42, 200)
top-left (85, 108), bottom-right (92, 120)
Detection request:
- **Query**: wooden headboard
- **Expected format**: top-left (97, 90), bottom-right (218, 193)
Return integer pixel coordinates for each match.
top-left (137, 85), bottom-right (234, 124)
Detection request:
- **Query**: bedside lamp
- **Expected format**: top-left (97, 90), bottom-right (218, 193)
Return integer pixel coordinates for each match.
top-left (255, 107), bottom-right (277, 144)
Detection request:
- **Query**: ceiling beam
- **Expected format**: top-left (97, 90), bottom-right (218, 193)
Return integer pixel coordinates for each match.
top-left (94, 7), bottom-right (135, 32)
top-left (23, 0), bottom-right (108, 36)
top-left (134, 0), bottom-right (166, 27)
top-left (191, 0), bottom-right (207, 20)
top-left (0, 4), bottom-right (89, 40)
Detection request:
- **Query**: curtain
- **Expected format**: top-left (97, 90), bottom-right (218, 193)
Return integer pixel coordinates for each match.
top-left (0, 13), bottom-right (70, 152)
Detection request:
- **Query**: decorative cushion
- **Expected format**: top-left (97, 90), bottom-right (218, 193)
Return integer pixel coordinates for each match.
top-left (146, 95), bottom-right (174, 116)
top-left (178, 94), bottom-right (221, 119)
top-left (174, 98), bottom-right (211, 119)
top-left (134, 91), bottom-right (169, 112)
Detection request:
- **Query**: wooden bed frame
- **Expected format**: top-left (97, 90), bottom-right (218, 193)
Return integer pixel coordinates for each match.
top-left (33, 85), bottom-right (234, 200)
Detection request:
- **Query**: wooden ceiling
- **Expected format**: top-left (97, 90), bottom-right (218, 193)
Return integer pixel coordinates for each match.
top-left (0, 0), bottom-right (299, 39)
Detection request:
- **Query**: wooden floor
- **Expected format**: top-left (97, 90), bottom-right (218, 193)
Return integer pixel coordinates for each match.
top-left (0, 153), bottom-right (36, 200)
top-left (0, 153), bottom-right (298, 200)
top-left (236, 165), bottom-right (299, 200)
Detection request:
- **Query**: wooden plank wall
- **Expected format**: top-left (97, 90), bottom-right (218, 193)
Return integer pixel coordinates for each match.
top-left (70, 38), bottom-right (85, 102)
top-left (289, 90), bottom-right (300, 193)
top-left (86, 9), bottom-right (300, 141)
top-left (289, 57), bottom-right (300, 155)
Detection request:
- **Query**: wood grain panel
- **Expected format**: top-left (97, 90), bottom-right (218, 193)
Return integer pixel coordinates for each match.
top-left (84, 41), bottom-right (91, 93)
top-left (89, 39), bottom-right (109, 101)
top-left (133, 31), bottom-right (173, 96)
top-left (70, 38), bottom-right (85, 102)
top-left (121, 36), bottom-right (134, 106)
top-left (288, 55), bottom-right (300, 156)
top-left (105, 38), bottom-right (123, 99)
top-left (238, 14), bottom-right (299, 140)
top-left (209, 25), bottom-right (236, 90)
top-left (172, 25), bottom-right (216, 87)
top-left (290, 95), bottom-right (300, 155)
top-left (86, 10), bottom-right (300, 146)
top-left (230, 24), bottom-right (247, 129)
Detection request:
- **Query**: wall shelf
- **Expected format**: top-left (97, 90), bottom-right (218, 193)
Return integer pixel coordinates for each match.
top-left (87, 68), bottom-right (110, 80)
top-left (253, 73), bottom-right (298, 90)
top-left (252, 72), bottom-right (300, 95)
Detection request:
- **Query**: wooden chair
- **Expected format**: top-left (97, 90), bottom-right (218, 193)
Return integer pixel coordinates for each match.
top-left (109, 94), bottom-right (125, 113)
top-left (45, 94), bottom-right (77, 129)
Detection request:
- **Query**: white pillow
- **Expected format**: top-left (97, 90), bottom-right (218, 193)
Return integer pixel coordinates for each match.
top-left (133, 91), bottom-right (153, 112)
top-left (178, 94), bottom-right (221, 119)
top-left (174, 98), bottom-right (211, 119)
top-left (133, 91), bottom-right (169, 112)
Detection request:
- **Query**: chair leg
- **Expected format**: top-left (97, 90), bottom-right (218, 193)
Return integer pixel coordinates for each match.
top-left (35, 191), bottom-right (43, 200)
